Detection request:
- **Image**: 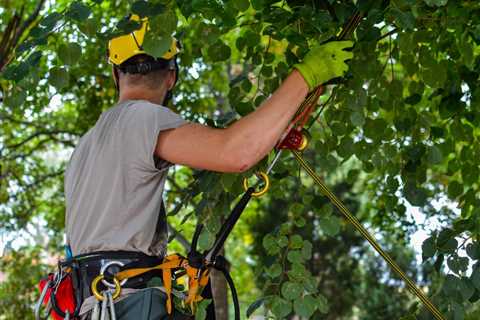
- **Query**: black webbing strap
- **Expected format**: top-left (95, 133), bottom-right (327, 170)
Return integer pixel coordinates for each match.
top-left (205, 187), bottom-right (255, 262)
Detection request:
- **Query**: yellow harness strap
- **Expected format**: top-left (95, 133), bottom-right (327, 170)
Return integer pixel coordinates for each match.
top-left (114, 253), bottom-right (211, 315)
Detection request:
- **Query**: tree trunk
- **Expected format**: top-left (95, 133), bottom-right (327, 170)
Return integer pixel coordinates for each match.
top-left (211, 249), bottom-right (229, 320)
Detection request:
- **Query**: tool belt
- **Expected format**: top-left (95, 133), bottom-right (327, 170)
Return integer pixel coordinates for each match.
top-left (73, 251), bottom-right (164, 302)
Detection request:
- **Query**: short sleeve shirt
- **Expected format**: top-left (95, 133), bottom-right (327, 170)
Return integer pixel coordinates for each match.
top-left (65, 100), bottom-right (186, 256)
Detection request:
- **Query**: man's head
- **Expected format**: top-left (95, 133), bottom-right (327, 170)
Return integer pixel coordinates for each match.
top-left (108, 15), bottom-right (180, 105)
top-left (113, 54), bottom-right (178, 104)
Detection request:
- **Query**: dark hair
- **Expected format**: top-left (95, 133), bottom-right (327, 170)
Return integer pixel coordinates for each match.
top-left (118, 54), bottom-right (174, 75)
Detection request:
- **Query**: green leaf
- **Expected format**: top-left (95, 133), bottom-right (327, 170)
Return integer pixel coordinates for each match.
top-left (263, 234), bottom-right (280, 255)
top-left (404, 93), bottom-right (422, 105)
top-left (437, 233), bottom-right (458, 254)
top-left (2, 62), bottom-right (29, 82)
top-left (403, 183), bottom-right (428, 207)
top-left (197, 229), bottom-right (215, 251)
top-left (149, 10), bottom-right (177, 36)
top-left (471, 266), bottom-right (480, 290)
top-left (466, 242), bottom-right (480, 260)
top-left (317, 294), bottom-right (329, 313)
top-left (277, 235), bottom-right (288, 248)
top-left (58, 43), bottom-right (82, 66)
top-left (390, 8), bottom-right (415, 30)
top-left (132, 1), bottom-right (165, 17)
top-left (293, 295), bottom-right (317, 318)
top-left (423, 0), bottom-right (448, 7)
top-left (287, 250), bottom-right (304, 264)
top-left (289, 235), bottom-right (303, 249)
top-left (143, 34), bottom-right (173, 58)
top-left (66, 2), bottom-right (92, 22)
top-left (350, 111), bottom-right (365, 127)
top-left (131, 1), bottom-right (150, 17)
top-left (447, 181), bottom-right (463, 199)
top-left (49, 67), bottom-right (69, 90)
top-left (288, 263), bottom-right (308, 280)
top-left (208, 41), bottom-right (231, 62)
top-left (422, 236), bottom-right (437, 261)
top-left (452, 302), bottom-right (465, 320)
top-left (320, 216), bottom-right (341, 237)
top-left (459, 277), bottom-right (475, 301)
top-left (40, 12), bottom-right (62, 30)
top-left (271, 296), bottom-right (291, 318)
top-left (426, 146), bottom-right (443, 165)
top-left (266, 263), bottom-right (282, 278)
top-left (447, 255), bottom-right (469, 274)
top-left (3, 89), bottom-right (27, 108)
top-left (246, 297), bottom-right (264, 318)
top-left (79, 18), bottom-right (98, 37)
top-left (233, 0), bottom-right (250, 11)
top-left (301, 240), bottom-right (312, 260)
top-left (281, 281), bottom-right (303, 300)
top-left (195, 299), bottom-right (211, 320)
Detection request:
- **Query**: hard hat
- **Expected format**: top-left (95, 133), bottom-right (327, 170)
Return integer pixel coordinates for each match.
top-left (108, 15), bottom-right (180, 66)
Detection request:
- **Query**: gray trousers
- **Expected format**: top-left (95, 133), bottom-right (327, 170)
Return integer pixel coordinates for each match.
top-left (87, 288), bottom-right (192, 320)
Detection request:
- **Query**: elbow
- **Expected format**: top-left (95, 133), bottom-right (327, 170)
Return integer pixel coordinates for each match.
top-left (221, 149), bottom-right (258, 173)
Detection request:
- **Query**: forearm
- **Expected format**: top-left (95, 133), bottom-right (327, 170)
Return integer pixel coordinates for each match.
top-left (223, 70), bottom-right (309, 168)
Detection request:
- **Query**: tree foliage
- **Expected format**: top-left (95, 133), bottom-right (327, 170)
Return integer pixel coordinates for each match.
top-left (1, 0), bottom-right (480, 319)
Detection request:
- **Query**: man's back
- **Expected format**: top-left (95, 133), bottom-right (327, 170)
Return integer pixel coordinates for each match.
top-left (65, 100), bottom-right (185, 256)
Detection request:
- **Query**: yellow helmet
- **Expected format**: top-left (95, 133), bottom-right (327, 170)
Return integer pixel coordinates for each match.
top-left (108, 15), bottom-right (180, 66)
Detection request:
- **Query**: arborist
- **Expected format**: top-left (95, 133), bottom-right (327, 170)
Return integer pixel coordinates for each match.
top-left (38, 14), bottom-right (353, 320)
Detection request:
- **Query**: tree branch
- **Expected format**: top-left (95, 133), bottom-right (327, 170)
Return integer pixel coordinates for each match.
top-left (5, 130), bottom-right (80, 150)
top-left (167, 222), bottom-right (191, 251)
top-left (12, 0), bottom-right (46, 51)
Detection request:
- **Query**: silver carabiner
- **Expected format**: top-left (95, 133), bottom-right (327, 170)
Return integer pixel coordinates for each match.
top-left (35, 280), bottom-right (51, 320)
top-left (100, 261), bottom-right (127, 289)
top-left (107, 290), bottom-right (117, 320)
top-left (91, 301), bottom-right (101, 320)
top-left (100, 291), bottom-right (109, 320)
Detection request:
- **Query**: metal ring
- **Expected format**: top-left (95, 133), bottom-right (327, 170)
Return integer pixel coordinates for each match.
top-left (243, 172), bottom-right (270, 197)
top-left (298, 133), bottom-right (309, 151)
top-left (100, 261), bottom-right (127, 288)
top-left (91, 275), bottom-right (121, 301)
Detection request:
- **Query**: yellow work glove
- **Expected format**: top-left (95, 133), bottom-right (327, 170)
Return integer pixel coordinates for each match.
top-left (294, 41), bottom-right (354, 91)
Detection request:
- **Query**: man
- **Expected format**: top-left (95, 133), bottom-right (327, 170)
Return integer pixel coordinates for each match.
top-left (64, 15), bottom-right (353, 319)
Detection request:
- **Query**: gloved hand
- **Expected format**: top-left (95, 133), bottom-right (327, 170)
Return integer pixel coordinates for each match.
top-left (294, 41), bottom-right (354, 91)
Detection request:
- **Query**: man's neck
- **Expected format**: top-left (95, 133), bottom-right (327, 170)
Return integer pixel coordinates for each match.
top-left (118, 88), bottom-right (166, 105)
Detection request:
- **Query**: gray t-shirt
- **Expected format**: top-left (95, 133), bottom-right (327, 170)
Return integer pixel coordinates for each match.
top-left (65, 100), bottom-right (186, 256)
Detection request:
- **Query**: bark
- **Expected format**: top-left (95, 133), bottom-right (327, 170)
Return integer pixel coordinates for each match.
top-left (211, 248), bottom-right (229, 320)
top-left (0, 0), bottom-right (46, 71)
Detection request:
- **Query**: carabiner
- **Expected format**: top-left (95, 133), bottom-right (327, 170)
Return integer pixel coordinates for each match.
top-left (243, 171), bottom-right (270, 197)
top-left (91, 274), bottom-right (121, 301)
top-left (35, 279), bottom-right (51, 320)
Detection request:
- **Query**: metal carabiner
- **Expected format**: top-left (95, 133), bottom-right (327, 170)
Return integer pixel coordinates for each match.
top-left (91, 274), bottom-right (121, 301)
top-left (35, 279), bottom-right (51, 320)
top-left (242, 171), bottom-right (270, 197)
top-left (100, 260), bottom-right (127, 289)
top-left (107, 290), bottom-right (117, 320)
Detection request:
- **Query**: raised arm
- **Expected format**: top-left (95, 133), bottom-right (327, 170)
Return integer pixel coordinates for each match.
top-left (155, 41), bottom-right (354, 173)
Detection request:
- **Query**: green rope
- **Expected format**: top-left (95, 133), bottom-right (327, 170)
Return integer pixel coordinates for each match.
top-left (291, 150), bottom-right (446, 320)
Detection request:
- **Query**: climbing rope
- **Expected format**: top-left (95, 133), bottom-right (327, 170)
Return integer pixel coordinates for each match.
top-left (292, 150), bottom-right (445, 320)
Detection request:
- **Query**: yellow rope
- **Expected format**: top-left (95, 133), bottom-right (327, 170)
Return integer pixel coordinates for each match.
top-left (291, 150), bottom-right (446, 320)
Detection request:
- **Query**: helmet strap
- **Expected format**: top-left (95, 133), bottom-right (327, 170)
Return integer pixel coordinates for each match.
top-left (162, 59), bottom-right (179, 106)
top-left (113, 67), bottom-right (120, 94)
